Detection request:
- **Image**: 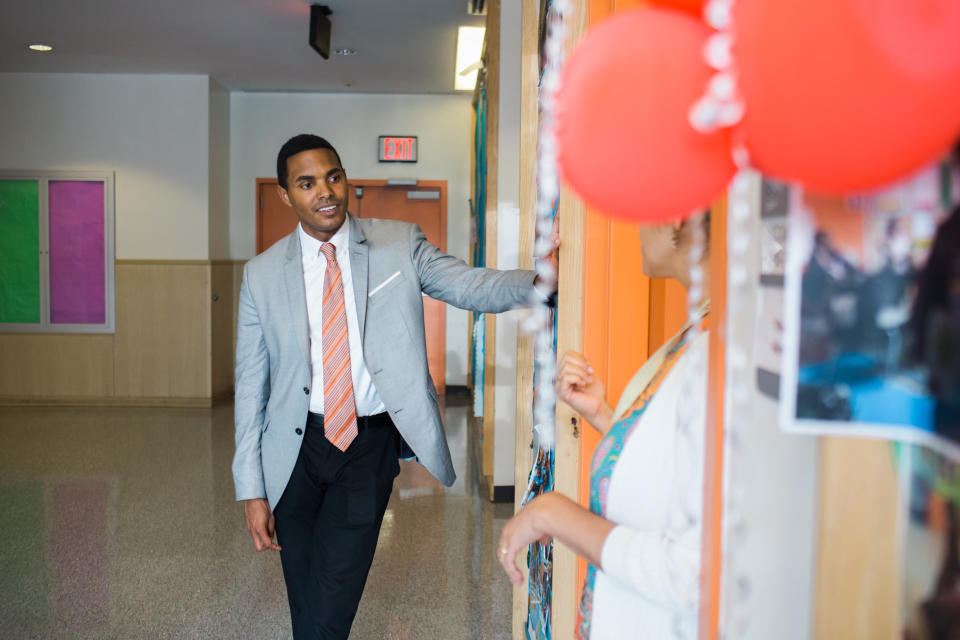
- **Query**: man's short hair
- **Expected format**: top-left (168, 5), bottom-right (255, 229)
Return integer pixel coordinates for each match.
top-left (277, 134), bottom-right (343, 189)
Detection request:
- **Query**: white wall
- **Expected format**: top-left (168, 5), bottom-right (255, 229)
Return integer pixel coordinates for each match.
top-left (0, 73), bottom-right (211, 260)
top-left (229, 91), bottom-right (475, 384)
top-left (209, 79), bottom-right (231, 260)
top-left (493, 0), bottom-right (523, 487)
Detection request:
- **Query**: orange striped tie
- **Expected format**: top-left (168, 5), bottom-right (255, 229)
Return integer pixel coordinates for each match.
top-left (319, 243), bottom-right (358, 451)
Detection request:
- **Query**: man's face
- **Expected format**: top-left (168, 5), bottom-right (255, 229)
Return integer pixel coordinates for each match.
top-left (280, 148), bottom-right (349, 242)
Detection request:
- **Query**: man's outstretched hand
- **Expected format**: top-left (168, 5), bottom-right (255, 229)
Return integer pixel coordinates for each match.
top-left (533, 215), bottom-right (561, 295)
top-left (244, 498), bottom-right (281, 552)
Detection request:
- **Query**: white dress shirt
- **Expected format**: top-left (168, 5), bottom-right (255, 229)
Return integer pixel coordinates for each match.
top-left (298, 222), bottom-right (386, 417)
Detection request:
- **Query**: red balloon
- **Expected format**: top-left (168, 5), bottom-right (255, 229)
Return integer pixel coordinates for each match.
top-left (557, 8), bottom-right (736, 223)
top-left (735, 0), bottom-right (960, 193)
top-left (647, 0), bottom-right (705, 17)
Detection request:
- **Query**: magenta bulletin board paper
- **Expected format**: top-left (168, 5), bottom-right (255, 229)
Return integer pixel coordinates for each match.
top-left (49, 181), bottom-right (106, 324)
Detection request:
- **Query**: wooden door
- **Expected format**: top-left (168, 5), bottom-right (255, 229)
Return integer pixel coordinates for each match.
top-left (256, 179), bottom-right (300, 253)
top-left (255, 179), bottom-right (448, 394)
top-left (352, 181), bottom-right (447, 395)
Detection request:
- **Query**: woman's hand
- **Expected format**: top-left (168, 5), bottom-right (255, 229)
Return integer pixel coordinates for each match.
top-left (498, 494), bottom-right (553, 585)
top-left (556, 350), bottom-right (613, 433)
top-left (497, 493), bottom-right (616, 585)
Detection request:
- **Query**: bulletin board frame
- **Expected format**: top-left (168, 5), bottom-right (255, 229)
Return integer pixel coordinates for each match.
top-left (0, 170), bottom-right (116, 334)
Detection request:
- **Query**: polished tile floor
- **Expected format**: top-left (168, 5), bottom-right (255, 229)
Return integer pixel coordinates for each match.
top-left (0, 400), bottom-right (515, 639)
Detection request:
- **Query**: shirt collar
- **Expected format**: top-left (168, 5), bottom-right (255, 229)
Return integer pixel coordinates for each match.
top-left (298, 219), bottom-right (350, 261)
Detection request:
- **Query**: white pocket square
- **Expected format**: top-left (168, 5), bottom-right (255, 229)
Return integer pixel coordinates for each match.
top-left (369, 271), bottom-right (401, 297)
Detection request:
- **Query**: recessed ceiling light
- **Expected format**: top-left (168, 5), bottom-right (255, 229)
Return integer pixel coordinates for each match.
top-left (28, 44), bottom-right (53, 52)
top-left (335, 48), bottom-right (356, 56)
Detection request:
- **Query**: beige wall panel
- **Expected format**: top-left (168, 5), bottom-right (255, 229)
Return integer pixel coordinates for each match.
top-left (0, 334), bottom-right (113, 397)
top-left (814, 437), bottom-right (901, 639)
top-left (114, 263), bottom-right (211, 398)
top-left (210, 263), bottom-right (237, 399)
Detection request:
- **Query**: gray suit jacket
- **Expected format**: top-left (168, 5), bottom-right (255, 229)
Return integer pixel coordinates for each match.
top-left (233, 213), bottom-right (535, 510)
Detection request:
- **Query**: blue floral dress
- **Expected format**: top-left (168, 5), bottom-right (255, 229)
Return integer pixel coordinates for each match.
top-left (577, 318), bottom-right (706, 639)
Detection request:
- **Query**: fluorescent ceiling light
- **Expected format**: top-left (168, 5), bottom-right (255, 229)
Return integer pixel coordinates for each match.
top-left (28, 44), bottom-right (53, 52)
top-left (455, 26), bottom-right (485, 91)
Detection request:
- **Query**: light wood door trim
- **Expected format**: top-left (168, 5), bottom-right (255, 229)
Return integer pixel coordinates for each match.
top-left (551, 5), bottom-right (589, 637)
top-left (813, 438), bottom-right (900, 638)
top-left (512, 0), bottom-right (540, 635)
top-left (482, 0), bottom-right (501, 495)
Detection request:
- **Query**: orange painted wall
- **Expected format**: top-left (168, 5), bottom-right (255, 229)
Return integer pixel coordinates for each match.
top-left (578, 0), bottom-right (690, 606)
top-left (700, 196), bottom-right (726, 640)
top-left (577, 6), bottom-right (725, 638)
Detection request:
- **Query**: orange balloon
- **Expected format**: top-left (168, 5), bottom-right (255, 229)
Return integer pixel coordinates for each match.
top-left (557, 8), bottom-right (736, 223)
top-left (735, 0), bottom-right (960, 193)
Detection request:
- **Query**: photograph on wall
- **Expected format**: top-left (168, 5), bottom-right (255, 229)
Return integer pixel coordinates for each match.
top-left (903, 444), bottom-right (960, 640)
top-left (755, 178), bottom-right (789, 400)
top-left (779, 163), bottom-right (960, 458)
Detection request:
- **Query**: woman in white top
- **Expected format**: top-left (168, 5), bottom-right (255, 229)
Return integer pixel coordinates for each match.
top-left (497, 213), bottom-right (710, 639)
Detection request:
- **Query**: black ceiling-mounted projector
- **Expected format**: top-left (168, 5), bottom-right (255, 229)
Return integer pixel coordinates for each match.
top-left (310, 5), bottom-right (332, 59)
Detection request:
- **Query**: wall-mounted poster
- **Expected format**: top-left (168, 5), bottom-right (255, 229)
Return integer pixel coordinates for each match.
top-left (779, 163), bottom-right (960, 458)
top-left (755, 178), bottom-right (789, 400)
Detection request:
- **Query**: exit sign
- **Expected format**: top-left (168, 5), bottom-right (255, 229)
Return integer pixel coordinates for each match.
top-left (378, 136), bottom-right (418, 163)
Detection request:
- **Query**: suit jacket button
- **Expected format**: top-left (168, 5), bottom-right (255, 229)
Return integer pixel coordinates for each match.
top-left (303, 387), bottom-right (309, 395)
top-left (295, 428), bottom-right (303, 435)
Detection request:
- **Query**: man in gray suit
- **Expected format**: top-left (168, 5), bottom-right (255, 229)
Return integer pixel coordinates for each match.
top-left (233, 134), bottom-right (546, 639)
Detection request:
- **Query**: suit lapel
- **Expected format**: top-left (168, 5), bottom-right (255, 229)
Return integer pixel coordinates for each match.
top-left (348, 213), bottom-right (369, 340)
top-left (283, 231), bottom-right (311, 367)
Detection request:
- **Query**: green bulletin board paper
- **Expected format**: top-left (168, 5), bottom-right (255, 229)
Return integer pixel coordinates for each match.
top-left (0, 180), bottom-right (40, 323)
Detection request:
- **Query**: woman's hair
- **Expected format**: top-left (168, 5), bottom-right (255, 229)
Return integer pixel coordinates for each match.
top-left (912, 139), bottom-right (960, 359)
top-left (911, 204), bottom-right (960, 359)
top-left (674, 208), bottom-right (711, 250)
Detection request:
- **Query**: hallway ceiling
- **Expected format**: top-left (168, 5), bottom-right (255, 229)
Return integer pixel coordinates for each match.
top-left (0, 0), bottom-right (486, 94)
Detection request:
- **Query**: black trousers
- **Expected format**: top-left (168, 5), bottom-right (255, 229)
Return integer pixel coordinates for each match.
top-left (273, 412), bottom-right (401, 640)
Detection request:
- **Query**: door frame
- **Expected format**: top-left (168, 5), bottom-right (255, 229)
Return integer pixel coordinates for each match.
top-left (255, 178), bottom-right (448, 254)
top-left (256, 177), bottom-right (282, 254)
top-left (255, 177), bottom-right (450, 394)
top-left (348, 179), bottom-right (448, 253)
top-left (348, 179), bottom-right (449, 395)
